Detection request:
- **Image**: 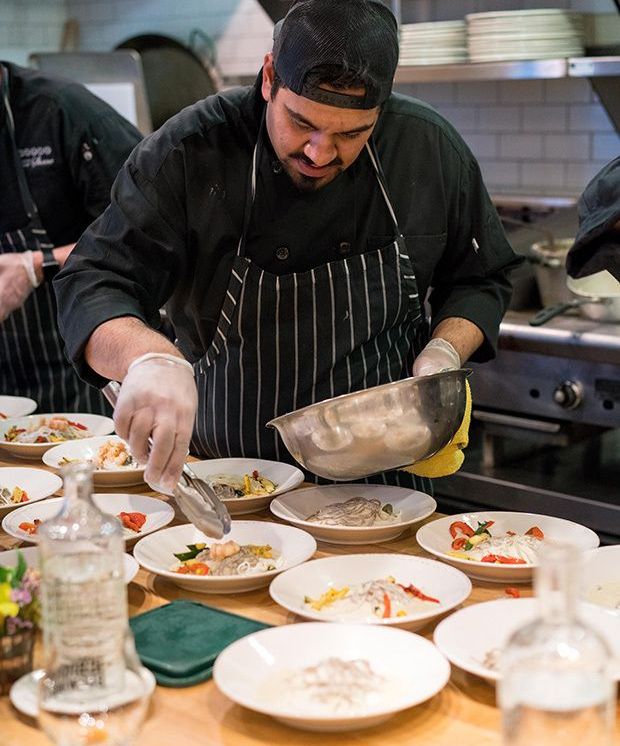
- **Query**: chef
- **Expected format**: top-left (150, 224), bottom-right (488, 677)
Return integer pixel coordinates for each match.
top-left (55, 0), bottom-right (520, 494)
top-left (0, 61), bottom-right (141, 412)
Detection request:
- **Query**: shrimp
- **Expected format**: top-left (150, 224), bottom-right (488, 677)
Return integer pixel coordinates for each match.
top-left (209, 540), bottom-right (240, 561)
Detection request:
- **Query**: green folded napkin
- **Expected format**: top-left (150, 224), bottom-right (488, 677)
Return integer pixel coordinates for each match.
top-left (129, 600), bottom-right (271, 687)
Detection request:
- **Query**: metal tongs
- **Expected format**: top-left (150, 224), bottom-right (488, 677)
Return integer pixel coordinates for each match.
top-left (102, 381), bottom-right (231, 539)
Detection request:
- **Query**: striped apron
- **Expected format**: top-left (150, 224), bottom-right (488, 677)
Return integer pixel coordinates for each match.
top-left (0, 65), bottom-right (107, 414)
top-left (191, 123), bottom-right (432, 493)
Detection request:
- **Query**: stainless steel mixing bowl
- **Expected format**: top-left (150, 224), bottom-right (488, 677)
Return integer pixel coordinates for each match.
top-left (267, 369), bottom-right (469, 481)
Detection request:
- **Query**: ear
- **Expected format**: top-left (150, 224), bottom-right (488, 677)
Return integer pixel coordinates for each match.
top-left (261, 52), bottom-right (275, 103)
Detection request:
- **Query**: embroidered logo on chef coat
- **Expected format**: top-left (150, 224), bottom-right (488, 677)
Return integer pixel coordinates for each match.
top-left (18, 145), bottom-right (54, 169)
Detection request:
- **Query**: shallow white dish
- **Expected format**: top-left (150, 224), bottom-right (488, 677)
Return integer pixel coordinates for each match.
top-left (0, 545), bottom-right (139, 585)
top-left (1, 494), bottom-right (173, 545)
top-left (433, 597), bottom-right (620, 683)
top-left (0, 414), bottom-right (114, 459)
top-left (270, 483), bottom-right (436, 545)
top-left (269, 553), bottom-right (471, 631)
top-left (214, 622), bottom-right (450, 732)
top-left (133, 521), bottom-right (317, 594)
top-left (0, 467), bottom-right (62, 513)
top-left (416, 511), bottom-right (599, 583)
top-left (581, 545), bottom-right (620, 616)
top-left (43, 436), bottom-right (145, 487)
top-left (10, 666), bottom-right (156, 718)
top-left (188, 457), bottom-right (304, 515)
top-left (0, 395), bottom-right (37, 419)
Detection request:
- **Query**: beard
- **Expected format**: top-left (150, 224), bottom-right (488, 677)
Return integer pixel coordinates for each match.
top-left (281, 152), bottom-right (344, 192)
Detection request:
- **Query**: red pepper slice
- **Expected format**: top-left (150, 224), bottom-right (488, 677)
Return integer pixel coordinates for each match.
top-left (68, 420), bottom-right (88, 430)
top-left (481, 554), bottom-right (498, 563)
top-left (496, 555), bottom-right (527, 565)
top-left (449, 521), bottom-right (474, 539)
top-left (525, 526), bottom-right (544, 540)
top-left (399, 583), bottom-right (440, 604)
top-left (451, 537), bottom-right (468, 550)
top-left (118, 511), bottom-right (147, 532)
top-left (505, 587), bottom-right (521, 598)
top-left (382, 592), bottom-right (392, 619)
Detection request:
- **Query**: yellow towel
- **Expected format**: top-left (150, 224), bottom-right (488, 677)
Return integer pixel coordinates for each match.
top-left (400, 380), bottom-right (472, 479)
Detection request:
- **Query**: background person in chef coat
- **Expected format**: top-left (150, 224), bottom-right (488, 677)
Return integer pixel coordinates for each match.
top-left (55, 0), bottom-right (521, 495)
top-left (0, 61), bottom-right (141, 413)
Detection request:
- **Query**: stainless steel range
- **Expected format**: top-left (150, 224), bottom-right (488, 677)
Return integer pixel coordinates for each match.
top-left (435, 310), bottom-right (620, 544)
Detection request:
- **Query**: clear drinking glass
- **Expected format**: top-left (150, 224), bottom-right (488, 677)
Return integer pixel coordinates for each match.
top-left (37, 463), bottom-right (151, 745)
top-left (498, 542), bottom-right (616, 745)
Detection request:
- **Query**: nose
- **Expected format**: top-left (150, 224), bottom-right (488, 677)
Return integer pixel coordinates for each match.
top-left (304, 132), bottom-right (337, 167)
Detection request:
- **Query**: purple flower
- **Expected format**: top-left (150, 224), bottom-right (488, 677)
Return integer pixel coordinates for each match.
top-left (11, 587), bottom-right (32, 606)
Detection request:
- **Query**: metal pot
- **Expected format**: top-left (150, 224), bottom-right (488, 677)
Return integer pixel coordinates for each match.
top-left (529, 238), bottom-right (575, 307)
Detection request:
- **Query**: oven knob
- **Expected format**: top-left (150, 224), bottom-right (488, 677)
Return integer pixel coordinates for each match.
top-left (553, 381), bottom-right (583, 409)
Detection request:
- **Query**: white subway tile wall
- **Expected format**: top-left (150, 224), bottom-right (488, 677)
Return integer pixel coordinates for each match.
top-left (0, 0), bottom-right (618, 196)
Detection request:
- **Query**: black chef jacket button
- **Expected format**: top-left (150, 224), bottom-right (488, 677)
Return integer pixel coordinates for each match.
top-left (338, 241), bottom-right (352, 255)
top-left (276, 246), bottom-right (289, 261)
top-left (272, 161), bottom-right (283, 174)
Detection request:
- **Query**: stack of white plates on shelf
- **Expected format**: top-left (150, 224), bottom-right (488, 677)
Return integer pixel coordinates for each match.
top-left (466, 9), bottom-right (585, 62)
top-left (399, 20), bottom-right (468, 66)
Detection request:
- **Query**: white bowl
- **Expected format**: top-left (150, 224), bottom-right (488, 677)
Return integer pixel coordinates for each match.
top-left (433, 597), bottom-right (620, 683)
top-left (0, 467), bottom-right (62, 513)
top-left (133, 521), bottom-right (317, 594)
top-left (270, 483), bottom-right (436, 545)
top-left (0, 413), bottom-right (114, 459)
top-left (43, 436), bottom-right (145, 487)
top-left (0, 545), bottom-right (139, 585)
top-left (0, 395), bottom-right (37, 419)
top-left (213, 622), bottom-right (450, 732)
top-left (188, 457), bottom-right (304, 515)
top-left (1, 494), bottom-right (173, 545)
top-left (269, 553), bottom-right (471, 631)
top-left (582, 545), bottom-right (620, 616)
top-left (416, 511), bottom-right (599, 583)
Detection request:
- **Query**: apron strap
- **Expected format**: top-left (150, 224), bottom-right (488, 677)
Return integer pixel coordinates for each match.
top-left (236, 111), bottom-right (265, 259)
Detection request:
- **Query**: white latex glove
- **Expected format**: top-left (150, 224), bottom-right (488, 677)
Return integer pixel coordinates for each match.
top-left (113, 353), bottom-right (197, 495)
top-left (412, 338), bottom-right (461, 377)
top-left (0, 252), bottom-right (36, 322)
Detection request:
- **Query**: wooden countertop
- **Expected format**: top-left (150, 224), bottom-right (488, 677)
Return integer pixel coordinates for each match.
top-left (1, 454), bottom-right (617, 746)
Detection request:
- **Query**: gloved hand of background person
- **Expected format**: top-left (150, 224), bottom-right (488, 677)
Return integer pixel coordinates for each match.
top-left (412, 338), bottom-right (461, 377)
top-left (113, 353), bottom-right (197, 495)
top-left (0, 252), bottom-right (36, 322)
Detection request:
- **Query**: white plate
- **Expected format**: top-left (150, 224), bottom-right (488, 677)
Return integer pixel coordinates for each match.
top-left (0, 414), bottom-right (114, 459)
top-left (1, 494), bottom-right (173, 545)
top-left (270, 483), bottom-right (436, 545)
top-left (433, 598), bottom-right (620, 683)
top-left (269, 553), bottom-right (471, 631)
top-left (581, 545), bottom-right (620, 616)
top-left (416, 511), bottom-right (599, 583)
top-left (0, 396), bottom-right (37, 419)
top-left (0, 545), bottom-right (139, 585)
top-left (43, 436), bottom-right (145, 487)
top-left (214, 622), bottom-right (450, 732)
top-left (0, 467), bottom-right (62, 513)
top-left (10, 666), bottom-right (156, 718)
top-left (133, 521), bottom-right (317, 594)
top-left (187, 458), bottom-right (304, 515)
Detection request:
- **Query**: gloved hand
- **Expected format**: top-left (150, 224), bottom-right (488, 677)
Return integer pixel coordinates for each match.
top-left (412, 338), bottom-right (461, 377)
top-left (113, 353), bottom-right (197, 495)
top-left (0, 252), bottom-right (38, 322)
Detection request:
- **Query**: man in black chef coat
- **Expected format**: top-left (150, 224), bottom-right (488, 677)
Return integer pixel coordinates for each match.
top-left (0, 62), bottom-right (141, 413)
top-left (55, 0), bottom-right (520, 494)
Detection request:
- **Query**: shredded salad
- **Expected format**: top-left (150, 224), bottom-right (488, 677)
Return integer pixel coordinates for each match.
top-left (304, 576), bottom-right (440, 620)
top-left (172, 540), bottom-right (282, 576)
top-left (448, 519), bottom-right (545, 564)
top-left (5, 416), bottom-right (89, 444)
top-left (0, 485), bottom-right (29, 506)
top-left (305, 497), bottom-right (400, 527)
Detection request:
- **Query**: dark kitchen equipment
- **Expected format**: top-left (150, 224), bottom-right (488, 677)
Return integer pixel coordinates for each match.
top-left (116, 34), bottom-right (218, 130)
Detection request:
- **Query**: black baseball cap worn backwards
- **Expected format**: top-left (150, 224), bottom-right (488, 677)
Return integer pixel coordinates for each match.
top-left (272, 0), bottom-right (399, 110)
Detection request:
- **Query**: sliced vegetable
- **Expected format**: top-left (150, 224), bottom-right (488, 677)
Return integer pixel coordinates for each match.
top-left (505, 587), bottom-right (521, 598)
top-left (382, 592), bottom-right (392, 619)
top-left (173, 543), bottom-right (208, 562)
top-left (118, 511), bottom-right (147, 533)
top-left (525, 526), bottom-right (544, 540)
top-left (399, 583), bottom-right (440, 604)
top-left (175, 561), bottom-right (209, 576)
top-left (18, 519), bottom-right (41, 535)
top-left (449, 521), bottom-right (474, 539)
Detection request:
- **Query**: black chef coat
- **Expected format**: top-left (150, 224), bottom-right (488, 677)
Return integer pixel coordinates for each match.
top-left (0, 62), bottom-right (142, 247)
top-left (55, 74), bottom-right (521, 387)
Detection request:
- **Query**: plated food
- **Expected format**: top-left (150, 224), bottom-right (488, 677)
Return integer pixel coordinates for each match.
top-left (213, 622), bottom-right (451, 731)
top-left (269, 553), bottom-right (471, 630)
top-left (0, 413), bottom-right (114, 459)
top-left (2, 493), bottom-right (174, 544)
top-left (133, 521), bottom-right (317, 594)
top-left (43, 436), bottom-right (145, 487)
top-left (0, 545), bottom-right (139, 585)
top-left (433, 598), bottom-right (620, 682)
top-left (188, 458), bottom-right (304, 515)
top-left (0, 395), bottom-right (37, 420)
top-left (0, 467), bottom-right (62, 514)
top-left (270, 484), bottom-right (436, 545)
top-left (416, 511), bottom-right (599, 583)
top-left (582, 546), bottom-right (620, 615)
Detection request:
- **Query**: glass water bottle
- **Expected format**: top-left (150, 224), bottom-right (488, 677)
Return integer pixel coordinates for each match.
top-left (37, 462), bottom-right (149, 746)
top-left (498, 542), bottom-right (616, 746)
